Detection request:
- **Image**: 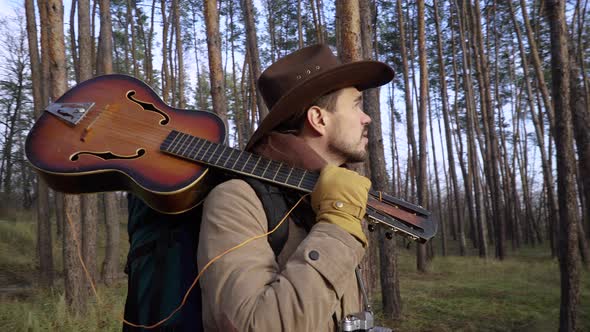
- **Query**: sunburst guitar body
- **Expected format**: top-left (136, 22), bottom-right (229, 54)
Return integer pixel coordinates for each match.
top-left (26, 74), bottom-right (226, 214)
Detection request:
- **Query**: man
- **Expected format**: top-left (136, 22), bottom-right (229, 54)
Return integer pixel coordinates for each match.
top-left (197, 44), bottom-right (394, 331)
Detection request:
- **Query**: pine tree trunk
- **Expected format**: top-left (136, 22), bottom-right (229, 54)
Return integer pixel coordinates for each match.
top-left (101, 193), bottom-right (120, 284)
top-left (453, 0), bottom-right (484, 256)
top-left (520, 0), bottom-right (555, 131)
top-left (69, 0), bottom-right (79, 82)
top-left (146, 0), bottom-right (156, 84)
top-left (360, 0), bottom-right (391, 305)
top-left (97, 0), bottom-right (113, 75)
top-left (173, 0), bottom-right (185, 108)
top-left (309, 0), bottom-right (321, 43)
top-left (508, 0), bottom-right (559, 254)
top-left (433, 0), bottom-right (457, 257)
top-left (78, 0), bottom-right (98, 289)
top-left (570, 61), bottom-right (590, 267)
top-left (241, 0), bottom-right (268, 121)
top-left (95, 0), bottom-right (119, 284)
top-left (26, 0), bottom-right (54, 288)
top-left (415, 0), bottom-right (428, 271)
top-left (465, 0), bottom-right (501, 259)
top-left (449, 18), bottom-right (468, 251)
top-left (396, 0), bottom-right (418, 204)
top-left (127, 0), bottom-right (139, 77)
top-left (204, 0), bottom-right (229, 133)
top-left (297, 0), bottom-right (303, 49)
top-left (46, 0), bottom-right (87, 313)
top-left (160, 0), bottom-right (170, 103)
top-left (546, 1), bottom-right (581, 330)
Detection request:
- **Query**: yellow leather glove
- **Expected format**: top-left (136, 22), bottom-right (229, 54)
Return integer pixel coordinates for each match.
top-left (311, 165), bottom-right (371, 247)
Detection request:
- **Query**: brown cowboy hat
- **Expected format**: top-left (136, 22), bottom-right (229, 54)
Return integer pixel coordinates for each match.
top-left (245, 44), bottom-right (394, 151)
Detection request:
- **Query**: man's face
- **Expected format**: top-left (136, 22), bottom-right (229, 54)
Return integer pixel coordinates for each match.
top-left (325, 87), bottom-right (371, 163)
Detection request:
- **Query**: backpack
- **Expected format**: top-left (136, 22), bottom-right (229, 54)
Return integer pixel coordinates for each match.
top-left (122, 178), bottom-right (310, 332)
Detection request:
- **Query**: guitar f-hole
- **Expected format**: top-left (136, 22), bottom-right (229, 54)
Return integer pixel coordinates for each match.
top-left (126, 90), bottom-right (170, 125)
top-left (70, 148), bottom-right (146, 161)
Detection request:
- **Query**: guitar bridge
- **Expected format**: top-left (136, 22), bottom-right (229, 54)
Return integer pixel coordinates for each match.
top-left (45, 102), bottom-right (95, 125)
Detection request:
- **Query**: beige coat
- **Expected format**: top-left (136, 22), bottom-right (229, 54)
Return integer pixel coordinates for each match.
top-left (197, 179), bottom-right (366, 331)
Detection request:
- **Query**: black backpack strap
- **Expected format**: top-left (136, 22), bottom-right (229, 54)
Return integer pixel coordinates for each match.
top-left (243, 178), bottom-right (291, 257)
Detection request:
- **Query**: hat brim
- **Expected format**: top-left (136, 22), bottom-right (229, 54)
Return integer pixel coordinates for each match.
top-left (246, 60), bottom-right (394, 151)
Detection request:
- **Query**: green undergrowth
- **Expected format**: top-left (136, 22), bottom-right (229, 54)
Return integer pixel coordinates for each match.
top-left (0, 216), bottom-right (130, 331)
top-left (374, 244), bottom-right (590, 332)
top-left (0, 282), bottom-right (127, 331)
top-left (1, 218), bottom-right (589, 331)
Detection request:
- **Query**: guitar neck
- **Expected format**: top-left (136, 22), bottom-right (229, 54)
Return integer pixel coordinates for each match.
top-left (161, 130), bottom-right (319, 192)
top-left (161, 130), bottom-right (435, 243)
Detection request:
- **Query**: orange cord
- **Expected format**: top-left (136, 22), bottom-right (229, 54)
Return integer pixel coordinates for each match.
top-left (65, 212), bottom-right (102, 304)
top-left (118, 193), bottom-right (311, 329)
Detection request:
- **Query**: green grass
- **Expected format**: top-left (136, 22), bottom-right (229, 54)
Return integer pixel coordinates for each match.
top-left (0, 282), bottom-right (127, 331)
top-left (1, 217), bottom-right (589, 331)
top-left (0, 215), bottom-right (130, 332)
top-left (375, 244), bottom-right (590, 332)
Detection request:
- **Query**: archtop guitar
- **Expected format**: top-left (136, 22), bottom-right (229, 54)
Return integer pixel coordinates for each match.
top-left (25, 74), bottom-right (436, 243)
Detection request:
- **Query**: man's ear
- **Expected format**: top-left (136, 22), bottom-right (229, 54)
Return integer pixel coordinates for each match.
top-left (305, 106), bottom-right (329, 136)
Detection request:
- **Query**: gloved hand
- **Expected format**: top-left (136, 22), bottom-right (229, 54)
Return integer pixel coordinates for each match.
top-left (311, 165), bottom-right (371, 247)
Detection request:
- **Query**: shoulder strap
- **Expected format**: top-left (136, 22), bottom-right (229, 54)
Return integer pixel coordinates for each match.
top-left (243, 178), bottom-right (291, 257)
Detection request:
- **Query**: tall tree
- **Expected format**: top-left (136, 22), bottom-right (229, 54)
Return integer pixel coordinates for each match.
top-left (241, 0), bottom-right (268, 121)
top-left (173, 0), bottom-right (185, 108)
top-left (46, 0), bottom-right (87, 313)
top-left (508, 0), bottom-right (558, 254)
top-left (433, 0), bottom-right (457, 257)
top-left (25, 0), bottom-right (53, 288)
top-left (360, 0), bottom-right (403, 320)
top-left (97, 0), bottom-right (113, 74)
top-left (546, 1), bottom-right (581, 330)
top-left (416, 0), bottom-right (428, 271)
top-left (160, 0), bottom-right (170, 103)
top-left (77, 0), bottom-right (98, 290)
top-left (204, 0), bottom-right (230, 131)
top-left (96, 0), bottom-right (119, 285)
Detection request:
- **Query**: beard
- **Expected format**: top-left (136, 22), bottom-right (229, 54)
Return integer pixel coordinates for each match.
top-left (328, 132), bottom-right (369, 163)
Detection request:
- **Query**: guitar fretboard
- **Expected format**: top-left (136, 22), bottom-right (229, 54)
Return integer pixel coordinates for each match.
top-left (161, 130), bottom-right (319, 192)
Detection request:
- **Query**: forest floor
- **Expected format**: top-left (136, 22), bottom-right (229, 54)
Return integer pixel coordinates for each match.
top-left (0, 214), bottom-right (588, 331)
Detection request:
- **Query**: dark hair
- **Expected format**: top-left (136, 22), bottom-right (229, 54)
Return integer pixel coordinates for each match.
top-left (276, 89), bottom-right (342, 134)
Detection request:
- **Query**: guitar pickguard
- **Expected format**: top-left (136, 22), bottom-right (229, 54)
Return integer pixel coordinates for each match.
top-left (126, 90), bottom-right (170, 125)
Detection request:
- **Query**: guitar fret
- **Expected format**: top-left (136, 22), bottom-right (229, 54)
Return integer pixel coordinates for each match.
top-left (164, 131), bottom-right (180, 152)
top-left (176, 133), bottom-right (190, 155)
top-left (223, 149), bottom-right (235, 168)
top-left (239, 153), bottom-right (252, 172)
top-left (167, 131), bottom-right (183, 154)
top-left (261, 159), bottom-right (272, 178)
top-left (264, 160), bottom-right (280, 180)
top-left (181, 135), bottom-right (196, 157)
top-left (284, 167), bottom-right (294, 185)
top-left (231, 151), bottom-right (243, 169)
top-left (273, 163), bottom-right (283, 181)
top-left (301, 172), bottom-right (318, 191)
top-left (275, 164), bottom-right (291, 184)
top-left (207, 144), bottom-right (221, 162)
top-left (249, 155), bottom-right (261, 175)
top-left (200, 141), bottom-right (214, 162)
top-left (297, 170), bottom-right (307, 188)
top-left (286, 168), bottom-right (304, 187)
top-left (213, 145), bottom-right (227, 165)
top-left (191, 138), bottom-right (207, 161)
top-left (252, 157), bottom-right (267, 177)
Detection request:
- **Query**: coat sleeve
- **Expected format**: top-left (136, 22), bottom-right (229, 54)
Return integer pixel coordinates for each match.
top-left (197, 179), bottom-right (365, 332)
